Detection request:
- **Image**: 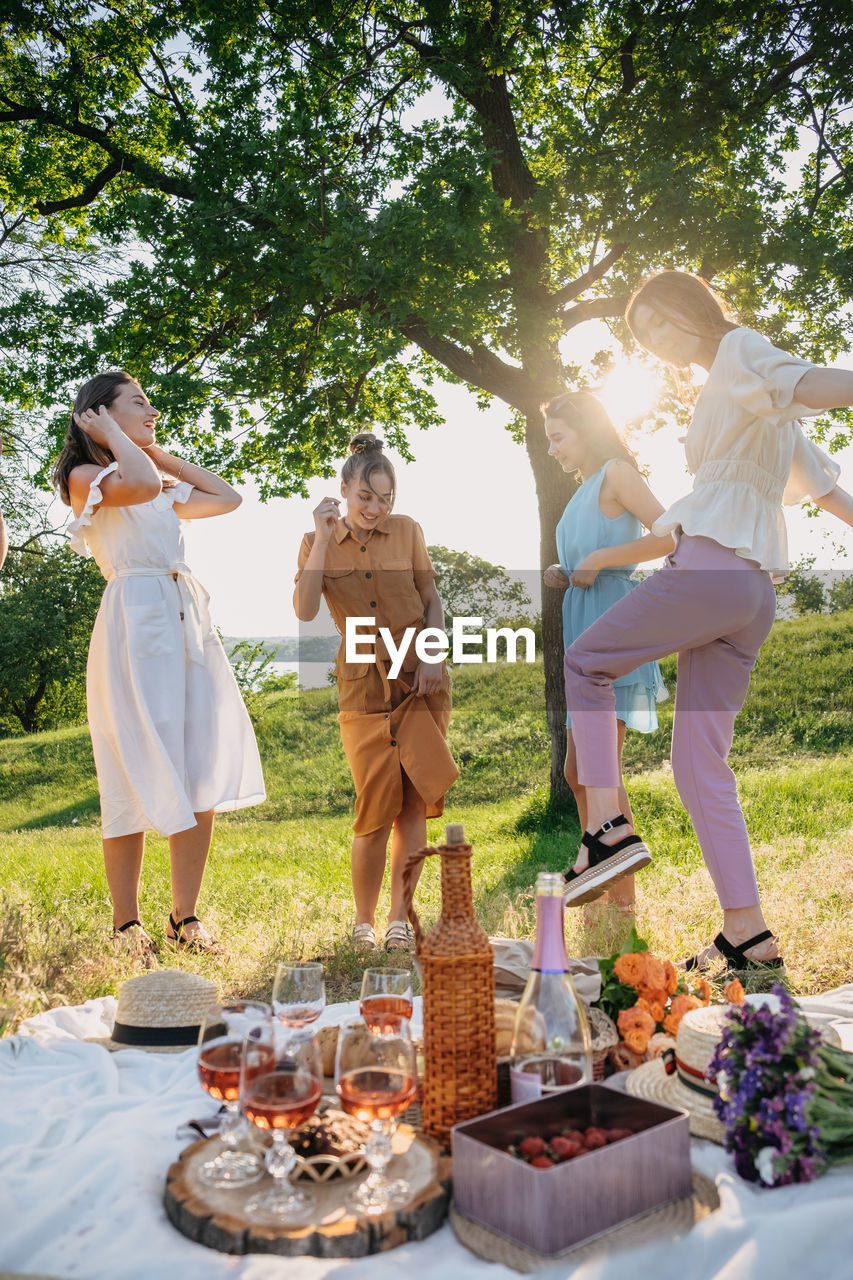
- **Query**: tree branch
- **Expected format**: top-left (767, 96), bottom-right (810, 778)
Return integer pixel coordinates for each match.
top-left (550, 243), bottom-right (629, 307)
top-left (35, 158), bottom-right (124, 215)
top-left (559, 295), bottom-right (628, 332)
top-left (401, 316), bottom-right (537, 412)
top-left (0, 94), bottom-right (199, 202)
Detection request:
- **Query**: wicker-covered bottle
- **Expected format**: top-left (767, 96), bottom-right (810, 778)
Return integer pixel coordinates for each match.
top-left (403, 823), bottom-right (496, 1145)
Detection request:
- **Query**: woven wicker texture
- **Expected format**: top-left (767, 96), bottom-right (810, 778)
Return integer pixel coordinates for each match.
top-left (450, 1169), bottom-right (720, 1272)
top-left (404, 829), bottom-right (497, 1144)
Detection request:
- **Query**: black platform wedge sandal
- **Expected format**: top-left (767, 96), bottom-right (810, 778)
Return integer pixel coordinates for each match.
top-left (562, 815), bottom-right (651, 907)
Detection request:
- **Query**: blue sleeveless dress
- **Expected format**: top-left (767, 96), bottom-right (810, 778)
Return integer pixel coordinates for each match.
top-left (556, 461), bottom-right (666, 731)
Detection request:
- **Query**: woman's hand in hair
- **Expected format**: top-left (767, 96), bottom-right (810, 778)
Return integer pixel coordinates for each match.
top-left (543, 563), bottom-right (570, 589)
top-left (312, 496), bottom-right (341, 543)
top-left (73, 406), bottom-right (122, 448)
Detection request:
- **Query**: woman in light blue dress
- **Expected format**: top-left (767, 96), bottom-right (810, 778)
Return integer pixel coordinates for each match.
top-left (543, 391), bottom-right (668, 913)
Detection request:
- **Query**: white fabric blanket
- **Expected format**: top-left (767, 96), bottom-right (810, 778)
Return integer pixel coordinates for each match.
top-left (2, 989), bottom-right (853, 1280)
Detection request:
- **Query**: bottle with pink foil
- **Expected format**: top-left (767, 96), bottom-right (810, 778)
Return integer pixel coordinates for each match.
top-left (509, 872), bottom-right (592, 1103)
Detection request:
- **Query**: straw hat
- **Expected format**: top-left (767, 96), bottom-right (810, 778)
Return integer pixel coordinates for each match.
top-left (625, 1005), bottom-right (729, 1143)
top-left (87, 970), bottom-right (218, 1053)
top-left (625, 1002), bottom-right (843, 1144)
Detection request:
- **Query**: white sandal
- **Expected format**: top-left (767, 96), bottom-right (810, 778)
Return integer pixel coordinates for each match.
top-left (384, 920), bottom-right (415, 951)
top-left (352, 922), bottom-right (377, 950)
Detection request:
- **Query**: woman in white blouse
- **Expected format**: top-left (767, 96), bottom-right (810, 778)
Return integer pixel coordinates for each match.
top-left (562, 270), bottom-right (853, 977)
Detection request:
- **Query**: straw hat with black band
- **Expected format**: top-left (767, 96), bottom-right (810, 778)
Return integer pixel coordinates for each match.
top-left (86, 970), bottom-right (218, 1053)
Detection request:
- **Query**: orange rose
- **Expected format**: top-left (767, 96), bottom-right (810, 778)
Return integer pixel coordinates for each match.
top-left (637, 997), bottom-right (666, 1024)
top-left (638, 984), bottom-right (669, 1004)
top-left (642, 955), bottom-right (666, 993)
top-left (663, 993), bottom-right (701, 1038)
top-left (613, 953), bottom-right (646, 987)
top-left (695, 977), bottom-right (712, 1007)
top-left (617, 1005), bottom-right (656, 1039)
top-left (623, 1028), bottom-right (651, 1056)
top-left (669, 993), bottom-right (701, 1019)
top-left (663, 1012), bottom-right (681, 1036)
top-left (663, 960), bottom-right (679, 995)
top-left (724, 977), bottom-right (746, 1005)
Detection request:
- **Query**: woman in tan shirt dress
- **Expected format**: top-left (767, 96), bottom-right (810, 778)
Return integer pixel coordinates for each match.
top-left (294, 434), bottom-right (458, 950)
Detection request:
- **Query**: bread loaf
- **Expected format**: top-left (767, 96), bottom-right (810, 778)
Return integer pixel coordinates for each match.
top-left (495, 998), bottom-right (545, 1058)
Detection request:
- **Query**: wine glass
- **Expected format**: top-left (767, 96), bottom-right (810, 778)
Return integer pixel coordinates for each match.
top-left (241, 1024), bottom-right (323, 1224)
top-left (335, 1015), bottom-right (418, 1214)
top-left (359, 968), bottom-right (413, 1030)
top-left (196, 1001), bottom-right (271, 1187)
top-left (272, 961), bottom-right (325, 1027)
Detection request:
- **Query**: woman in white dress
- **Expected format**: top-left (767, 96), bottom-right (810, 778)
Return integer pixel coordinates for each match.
top-left (54, 372), bottom-right (265, 958)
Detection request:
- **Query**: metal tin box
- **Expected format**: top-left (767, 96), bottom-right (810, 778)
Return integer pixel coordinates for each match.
top-left (451, 1084), bottom-right (692, 1257)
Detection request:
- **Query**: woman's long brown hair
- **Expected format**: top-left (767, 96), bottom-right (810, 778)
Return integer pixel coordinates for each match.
top-left (53, 371), bottom-right (136, 504)
top-left (542, 389), bottom-right (639, 473)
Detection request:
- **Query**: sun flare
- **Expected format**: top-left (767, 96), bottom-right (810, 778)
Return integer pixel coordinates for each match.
top-left (599, 361), bottom-right (663, 429)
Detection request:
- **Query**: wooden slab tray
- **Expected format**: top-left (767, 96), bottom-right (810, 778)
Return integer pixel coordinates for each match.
top-left (164, 1123), bottom-right (452, 1258)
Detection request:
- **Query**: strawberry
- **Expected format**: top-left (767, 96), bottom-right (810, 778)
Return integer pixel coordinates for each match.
top-left (583, 1127), bottom-right (607, 1149)
top-left (518, 1136), bottom-right (546, 1158)
top-left (549, 1136), bottom-right (581, 1159)
top-left (530, 1155), bottom-right (554, 1168)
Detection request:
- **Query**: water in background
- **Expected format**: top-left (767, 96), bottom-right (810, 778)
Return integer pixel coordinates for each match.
top-left (269, 660), bottom-right (331, 690)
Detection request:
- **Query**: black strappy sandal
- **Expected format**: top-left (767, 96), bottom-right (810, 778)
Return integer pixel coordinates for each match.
top-left (166, 912), bottom-right (221, 954)
top-left (112, 919), bottom-right (159, 966)
top-left (683, 929), bottom-right (784, 977)
top-left (563, 816), bottom-right (651, 906)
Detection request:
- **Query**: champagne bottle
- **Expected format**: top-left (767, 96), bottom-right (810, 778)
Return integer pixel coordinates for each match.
top-left (510, 872), bottom-right (592, 1103)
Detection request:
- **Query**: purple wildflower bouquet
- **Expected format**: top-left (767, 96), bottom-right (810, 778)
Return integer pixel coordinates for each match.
top-left (708, 986), bottom-right (853, 1186)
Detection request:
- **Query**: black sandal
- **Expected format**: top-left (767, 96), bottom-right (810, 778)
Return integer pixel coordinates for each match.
top-left (683, 929), bottom-right (784, 976)
top-left (167, 912), bottom-right (221, 954)
top-left (563, 816), bottom-right (651, 906)
top-left (112, 919), bottom-right (159, 965)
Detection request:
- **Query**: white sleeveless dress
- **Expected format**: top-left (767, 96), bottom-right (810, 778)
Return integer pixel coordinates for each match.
top-left (67, 464), bottom-right (266, 838)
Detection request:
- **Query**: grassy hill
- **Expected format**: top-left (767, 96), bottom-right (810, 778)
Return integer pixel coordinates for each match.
top-left (1, 613), bottom-right (852, 1027)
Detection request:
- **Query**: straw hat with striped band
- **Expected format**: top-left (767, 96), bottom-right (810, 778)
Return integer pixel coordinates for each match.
top-left (625, 1002), bottom-right (843, 1144)
top-left (625, 1005), bottom-right (731, 1143)
top-left (87, 970), bottom-right (218, 1053)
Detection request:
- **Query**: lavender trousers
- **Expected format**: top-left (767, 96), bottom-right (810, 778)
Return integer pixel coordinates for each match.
top-left (564, 535), bottom-right (777, 910)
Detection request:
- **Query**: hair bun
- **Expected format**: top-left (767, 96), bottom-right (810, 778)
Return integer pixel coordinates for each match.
top-left (349, 432), bottom-right (383, 456)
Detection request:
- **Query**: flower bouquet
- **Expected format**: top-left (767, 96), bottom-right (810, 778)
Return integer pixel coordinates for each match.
top-left (708, 985), bottom-right (853, 1186)
top-left (595, 928), bottom-right (742, 1071)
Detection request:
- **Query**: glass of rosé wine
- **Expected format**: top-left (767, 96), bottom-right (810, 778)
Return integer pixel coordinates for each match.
top-left (335, 1015), bottom-right (418, 1214)
top-left (241, 1024), bottom-right (323, 1224)
top-left (359, 968), bottom-right (413, 1030)
top-left (196, 1001), bottom-right (272, 1187)
top-left (272, 961), bottom-right (326, 1027)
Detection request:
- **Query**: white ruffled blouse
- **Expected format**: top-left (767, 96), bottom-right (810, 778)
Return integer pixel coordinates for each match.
top-left (652, 327), bottom-right (841, 576)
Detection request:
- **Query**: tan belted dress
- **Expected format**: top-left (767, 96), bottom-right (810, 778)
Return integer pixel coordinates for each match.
top-left (68, 463), bottom-right (266, 838)
top-left (296, 514), bottom-right (458, 835)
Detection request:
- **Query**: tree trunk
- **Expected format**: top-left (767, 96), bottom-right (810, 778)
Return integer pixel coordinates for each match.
top-left (523, 408), bottom-right (578, 809)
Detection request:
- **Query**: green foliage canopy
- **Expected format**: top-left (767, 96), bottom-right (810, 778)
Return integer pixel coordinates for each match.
top-left (0, 1), bottom-right (851, 496)
top-left (0, 543), bottom-right (103, 735)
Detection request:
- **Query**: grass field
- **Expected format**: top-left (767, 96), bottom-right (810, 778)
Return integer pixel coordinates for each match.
top-left (1, 612), bottom-right (852, 1031)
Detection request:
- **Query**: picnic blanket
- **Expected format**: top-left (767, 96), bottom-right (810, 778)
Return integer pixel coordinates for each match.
top-left (1, 988), bottom-right (852, 1280)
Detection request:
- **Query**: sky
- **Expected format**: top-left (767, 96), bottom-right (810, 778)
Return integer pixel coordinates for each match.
top-left (177, 320), bottom-right (853, 639)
